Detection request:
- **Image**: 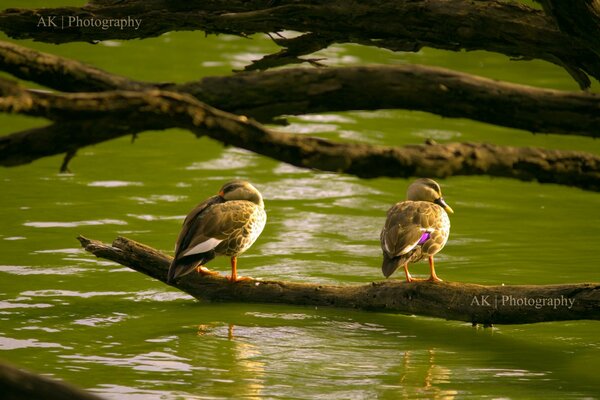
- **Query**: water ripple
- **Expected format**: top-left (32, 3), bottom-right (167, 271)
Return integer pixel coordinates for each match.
top-left (24, 219), bottom-right (127, 228)
top-left (87, 181), bottom-right (143, 188)
top-left (0, 300), bottom-right (53, 309)
top-left (92, 384), bottom-right (202, 400)
top-left (0, 336), bottom-right (70, 350)
top-left (73, 312), bottom-right (129, 327)
top-left (62, 351), bottom-right (194, 372)
top-left (261, 177), bottom-right (378, 201)
top-left (185, 148), bottom-right (257, 171)
top-left (0, 265), bottom-right (88, 276)
top-left (20, 290), bottom-right (128, 298)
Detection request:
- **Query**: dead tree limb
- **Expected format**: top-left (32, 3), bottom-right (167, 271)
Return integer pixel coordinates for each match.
top-left (1, 77), bottom-right (600, 190)
top-left (182, 66), bottom-right (600, 136)
top-left (535, 0), bottom-right (600, 58)
top-left (77, 236), bottom-right (600, 326)
top-left (2, 41), bottom-right (600, 136)
top-left (0, 360), bottom-right (104, 400)
top-left (1, 1), bottom-right (599, 86)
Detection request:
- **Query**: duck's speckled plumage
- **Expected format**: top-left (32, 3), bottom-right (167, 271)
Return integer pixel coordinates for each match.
top-left (168, 180), bottom-right (266, 282)
top-left (380, 178), bottom-right (452, 282)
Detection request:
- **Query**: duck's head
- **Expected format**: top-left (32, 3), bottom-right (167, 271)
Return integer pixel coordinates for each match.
top-left (218, 180), bottom-right (264, 207)
top-left (406, 178), bottom-right (453, 214)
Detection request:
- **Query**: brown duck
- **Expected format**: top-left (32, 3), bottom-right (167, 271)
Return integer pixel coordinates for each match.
top-left (168, 180), bottom-right (266, 283)
top-left (380, 178), bottom-right (453, 282)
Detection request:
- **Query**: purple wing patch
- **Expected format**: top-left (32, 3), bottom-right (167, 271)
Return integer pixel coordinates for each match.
top-left (418, 231), bottom-right (431, 245)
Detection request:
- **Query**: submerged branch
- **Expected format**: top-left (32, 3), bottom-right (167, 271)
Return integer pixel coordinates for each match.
top-left (77, 236), bottom-right (600, 326)
top-left (2, 41), bottom-right (600, 136)
top-left (1, 77), bottom-right (600, 191)
top-left (0, 360), bottom-right (104, 400)
top-left (1, 0), bottom-right (599, 85)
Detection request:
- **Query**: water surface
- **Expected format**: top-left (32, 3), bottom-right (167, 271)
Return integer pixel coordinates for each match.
top-left (1, 1), bottom-right (599, 398)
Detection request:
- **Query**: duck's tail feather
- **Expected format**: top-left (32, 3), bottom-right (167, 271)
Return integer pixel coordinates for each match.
top-left (167, 252), bottom-right (215, 283)
top-left (381, 253), bottom-right (402, 278)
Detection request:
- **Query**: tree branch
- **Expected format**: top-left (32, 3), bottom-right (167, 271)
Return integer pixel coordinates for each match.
top-left (2, 41), bottom-right (600, 136)
top-left (77, 236), bottom-right (600, 326)
top-left (1, 0), bottom-right (599, 86)
top-left (2, 77), bottom-right (600, 191)
top-left (0, 360), bottom-right (104, 400)
top-left (536, 0), bottom-right (600, 58)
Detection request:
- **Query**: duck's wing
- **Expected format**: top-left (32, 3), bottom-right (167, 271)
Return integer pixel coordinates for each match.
top-left (174, 195), bottom-right (224, 258)
top-left (174, 199), bottom-right (263, 260)
top-left (380, 202), bottom-right (424, 258)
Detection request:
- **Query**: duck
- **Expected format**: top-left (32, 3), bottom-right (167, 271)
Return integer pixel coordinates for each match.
top-left (167, 180), bottom-right (266, 283)
top-left (380, 178), bottom-right (453, 282)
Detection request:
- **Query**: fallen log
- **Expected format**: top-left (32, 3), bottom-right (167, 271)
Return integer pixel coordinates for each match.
top-left (77, 236), bottom-right (600, 326)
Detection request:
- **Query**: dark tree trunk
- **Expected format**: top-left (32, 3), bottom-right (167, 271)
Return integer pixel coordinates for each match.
top-left (1, 0), bottom-right (599, 86)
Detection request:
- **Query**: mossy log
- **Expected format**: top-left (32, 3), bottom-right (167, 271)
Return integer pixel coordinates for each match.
top-left (78, 236), bottom-right (600, 326)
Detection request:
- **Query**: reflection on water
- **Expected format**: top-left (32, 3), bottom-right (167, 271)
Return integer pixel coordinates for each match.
top-left (24, 219), bottom-right (128, 228)
top-left (73, 312), bottom-right (129, 327)
top-left (0, 336), bottom-right (70, 350)
top-left (63, 352), bottom-right (194, 372)
top-left (87, 181), bottom-right (143, 188)
top-left (296, 114), bottom-right (356, 124)
top-left (184, 317), bottom-right (464, 399)
top-left (0, 265), bottom-right (88, 275)
top-left (261, 176), bottom-right (380, 201)
top-left (186, 148), bottom-right (258, 171)
top-left (412, 129), bottom-right (462, 141)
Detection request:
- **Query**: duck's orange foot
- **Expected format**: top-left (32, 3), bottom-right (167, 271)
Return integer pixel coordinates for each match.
top-left (427, 275), bottom-right (443, 283)
top-left (196, 266), bottom-right (221, 276)
top-left (226, 275), bottom-right (253, 283)
top-left (405, 276), bottom-right (424, 283)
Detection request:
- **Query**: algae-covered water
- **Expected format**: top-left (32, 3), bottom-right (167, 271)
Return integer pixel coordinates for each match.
top-left (1, 1), bottom-right (599, 398)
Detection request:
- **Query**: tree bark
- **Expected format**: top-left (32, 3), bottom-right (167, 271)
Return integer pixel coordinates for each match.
top-left (3, 40), bottom-right (600, 136)
top-left (535, 0), bottom-right (600, 58)
top-left (77, 236), bottom-right (600, 326)
top-left (1, 0), bottom-right (599, 86)
top-left (0, 360), bottom-right (104, 400)
top-left (2, 77), bottom-right (600, 191)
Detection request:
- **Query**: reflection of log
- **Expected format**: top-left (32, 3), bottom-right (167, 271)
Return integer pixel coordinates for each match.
top-left (2, 77), bottom-right (600, 191)
top-left (0, 360), bottom-right (104, 400)
top-left (1, 0), bottom-right (599, 86)
top-left (3, 40), bottom-right (600, 135)
top-left (78, 236), bottom-right (600, 326)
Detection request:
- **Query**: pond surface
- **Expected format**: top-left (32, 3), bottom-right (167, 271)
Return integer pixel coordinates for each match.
top-left (1, 1), bottom-right (599, 399)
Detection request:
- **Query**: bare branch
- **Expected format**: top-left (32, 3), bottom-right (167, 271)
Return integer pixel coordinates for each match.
top-left (2, 41), bottom-right (600, 137)
top-left (1, 78), bottom-right (600, 191)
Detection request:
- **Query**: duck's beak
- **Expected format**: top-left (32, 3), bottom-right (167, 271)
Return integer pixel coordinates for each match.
top-left (218, 190), bottom-right (224, 197)
top-left (435, 197), bottom-right (454, 214)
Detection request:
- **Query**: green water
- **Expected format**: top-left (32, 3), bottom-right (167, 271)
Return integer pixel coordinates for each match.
top-left (1, 1), bottom-right (600, 398)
